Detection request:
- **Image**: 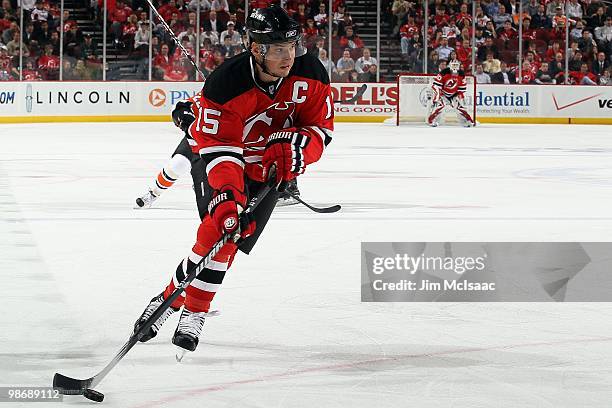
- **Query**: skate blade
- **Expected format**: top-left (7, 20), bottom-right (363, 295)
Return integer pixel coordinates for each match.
top-left (175, 347), bottom-right (191, 362)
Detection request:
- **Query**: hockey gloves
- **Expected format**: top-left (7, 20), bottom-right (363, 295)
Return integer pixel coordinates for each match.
top-left (172, 101), bottom-right (196, 133)
top-left (262, 129), bottom-right (309, 188)
top-left (208, 187), bottom-right (255, 240)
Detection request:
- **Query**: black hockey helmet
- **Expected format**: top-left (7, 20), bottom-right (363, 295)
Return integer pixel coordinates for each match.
top-left (245, 5), bottom-right (306, 56)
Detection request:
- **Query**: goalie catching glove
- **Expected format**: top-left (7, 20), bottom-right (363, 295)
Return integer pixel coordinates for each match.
top-left (262, 128), bottom-right (311, 187)
top-left (208, 186), bottom-right (256, 240)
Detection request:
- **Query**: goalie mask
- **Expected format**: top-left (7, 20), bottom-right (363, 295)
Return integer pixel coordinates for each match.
top-left (245, 5), bottom-right (307, 62)
top-left (449, 59), bottom-right (461, 74)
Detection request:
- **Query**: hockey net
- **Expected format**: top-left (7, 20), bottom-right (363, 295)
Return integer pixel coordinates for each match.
top-left (395, 73), bottom-right (477, 126)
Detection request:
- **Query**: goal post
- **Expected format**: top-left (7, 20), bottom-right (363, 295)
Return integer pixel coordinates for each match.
top-left (396, 73), bottom-right (477, 126)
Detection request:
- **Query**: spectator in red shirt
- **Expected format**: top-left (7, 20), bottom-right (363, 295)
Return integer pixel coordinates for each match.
top-left (545, 41), bottom-right (562, 61)
top-left (0, 12), bottom-right (11, 33)
top-left (173, 35), bottom-right (194, 62)
top-left (249, 0), bottom-right (272, 8)
top-left (521, 17), bottom-right (537, 40)
top-left (159, 0), bottom-right (179, 22)
top-left (0, 45), bottom-right (15, 75)
top-left (549, 23), bottom-right (567, 42)
top-left (400, 15), bottom-right (420, 55)
top-left (456, 3), bottom-right (472, 29)
top-left (456, 38), bottom-right (472, 68)
top-left (22, 59), bottom-right (43, 80)
top-left (400, 15), bottom-right (419, 41)
top-left (497, 20), bottom-right (517, 40)
top-left (570, 62), bottom-right (597, 84)
top-left (203, 48), bottom-right (224, 76)
top-left (525, 48), bottom-right (541, 66)
top-left (110, 0), bottom-right (132, 24)
top-left (37, 44), bottom-right (60, 79)
top-left (110, 0), bottom-right (133, 44)
top-left (303, 18), bottom-right (317, 42)
top-left (292, 3), bottom-right (308, 27)
top-left (339, 25), bottom-right (364, 49)
top-left (164, 58), bottom-right (188, 81)
top-left (62, 10), bottom-right (77, 32)
top-left (121, 13), bottom-right (138, 49)
top-left (432, 6), bottom-right (448, 29)
top-left (524, 51), bottom-right (540, 72)
top-left (516, 60), bottom-right (536, 83)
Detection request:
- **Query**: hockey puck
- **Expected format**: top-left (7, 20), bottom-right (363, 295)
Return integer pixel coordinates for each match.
top-left (135, 198), bottom-right (145, 208)
top-left (83, 388), bottom-right (104, 403)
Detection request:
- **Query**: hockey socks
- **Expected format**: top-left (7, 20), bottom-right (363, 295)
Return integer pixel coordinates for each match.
top-left (151, 154), bottom-right (191, 197)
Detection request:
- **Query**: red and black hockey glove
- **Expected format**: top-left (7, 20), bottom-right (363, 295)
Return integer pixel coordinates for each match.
top-left (172, 101), bottom-right (196, 133)
top-left (208, 186), bottom-right (256, 240)
top-left (262, 129), bottom-right (309, 188)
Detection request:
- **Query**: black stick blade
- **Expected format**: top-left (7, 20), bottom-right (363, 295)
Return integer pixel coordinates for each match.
top-left (53, 372), bottom-right (92, 394)
top-left (316, 204), bottom-right (341, 213)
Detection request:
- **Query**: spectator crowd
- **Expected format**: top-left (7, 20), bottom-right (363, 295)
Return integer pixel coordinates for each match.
top-left (0, 0), bottom-right (102, 80)
top-left (0, 0), bottom-right (380, 81)
top-left (2, 0), bottom-right (610, 84)
top-left (393, 0), bottom-right (612, 85)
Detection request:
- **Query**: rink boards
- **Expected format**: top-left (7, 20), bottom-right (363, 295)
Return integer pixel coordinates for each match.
top-left (0, 81), bottom-right (610, 124)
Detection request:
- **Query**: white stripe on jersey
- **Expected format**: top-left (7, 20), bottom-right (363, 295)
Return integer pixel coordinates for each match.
top-left (206, 156), bottom-right (245, 176)
top-left (199, 145), bottom-right (243, 155)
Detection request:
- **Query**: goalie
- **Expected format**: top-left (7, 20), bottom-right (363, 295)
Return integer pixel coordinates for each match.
top-left (427, 60), bottom-right (475, 127)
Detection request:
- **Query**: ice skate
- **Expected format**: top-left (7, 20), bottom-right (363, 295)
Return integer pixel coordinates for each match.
top-left (172, 308), bottom-right (208, 361)
top-left (133, 293), bottom-right (179, 342)
top-left (277, 179), bottom-right (300, 207)
top-left (135, 189), bottom-right (158, 209)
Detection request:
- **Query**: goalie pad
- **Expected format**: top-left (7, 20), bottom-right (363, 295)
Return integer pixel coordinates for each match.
top-left (428, 94), bottom-right (474, 127)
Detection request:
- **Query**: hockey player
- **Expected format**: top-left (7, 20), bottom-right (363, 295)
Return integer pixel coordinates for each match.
top-left (427, 60), bottom-right (475, 127)
top-left (133, 5), bottom-right (334, 355)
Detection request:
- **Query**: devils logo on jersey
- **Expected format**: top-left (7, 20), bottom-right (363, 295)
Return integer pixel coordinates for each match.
top-left (433, 70), bottom-right (467, 98)
top-left (443, 78), bottom-right (458, 93)
top-left (242, 101), bottom-right (296, 151)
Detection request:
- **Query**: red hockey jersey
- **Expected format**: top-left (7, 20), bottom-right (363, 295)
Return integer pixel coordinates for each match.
top-left (187, 52), bottom-right (334, 193)
top-left (432, 68), bottom-right (467, 98)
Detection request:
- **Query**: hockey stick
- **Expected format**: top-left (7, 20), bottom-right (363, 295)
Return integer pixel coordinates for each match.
top-left (282, 189), bottom-right (340, 213)
top-left (333, 83), bottom-right (367, 104)
top-left (53, 177), bottom-right (276, 402)
top-left (144, 0), bottom-right (205, 79)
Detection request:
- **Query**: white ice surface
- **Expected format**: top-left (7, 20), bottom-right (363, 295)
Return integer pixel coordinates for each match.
top-left (2, 122), bottom-right (612, 407)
